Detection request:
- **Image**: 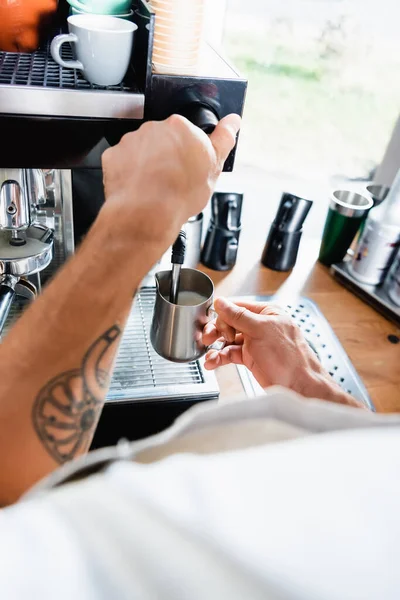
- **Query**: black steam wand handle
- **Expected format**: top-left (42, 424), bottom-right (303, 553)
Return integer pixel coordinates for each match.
top-left (170, 230), bottom-right (187, 304)
top-left (171, 229), bottom-right (187, 265)
top-left (178, 104), bottom-right (218, 135)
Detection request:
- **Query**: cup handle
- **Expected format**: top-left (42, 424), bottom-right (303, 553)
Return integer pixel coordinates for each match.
top-left (50, 34), bottom-right (83, 70)
top-left (207, 339), bottom-right (226, 353)
top-left (207, 306), bottom-right (217, 321)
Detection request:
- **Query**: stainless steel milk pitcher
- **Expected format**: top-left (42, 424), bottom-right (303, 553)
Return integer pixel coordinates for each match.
top-left (150, 268), bottom-right (214, 363)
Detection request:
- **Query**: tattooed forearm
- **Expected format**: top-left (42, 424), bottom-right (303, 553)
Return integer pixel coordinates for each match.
top-left (32, 325), bottom-right (121, 463)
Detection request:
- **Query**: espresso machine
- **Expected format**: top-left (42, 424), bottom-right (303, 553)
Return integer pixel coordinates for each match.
top-left (0, 0), bottom-right (247, 446)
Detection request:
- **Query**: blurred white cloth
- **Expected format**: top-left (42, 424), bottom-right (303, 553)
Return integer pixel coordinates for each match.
top-left (2, 387), bottom-right (400, 600)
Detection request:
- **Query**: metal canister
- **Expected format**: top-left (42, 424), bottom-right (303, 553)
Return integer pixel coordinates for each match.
top-left (386, 251), bottom-right (400, 307)
top-left (349, 219), bottom-right (400, 286)
top-left (151, 268), bottom-right (214, 363)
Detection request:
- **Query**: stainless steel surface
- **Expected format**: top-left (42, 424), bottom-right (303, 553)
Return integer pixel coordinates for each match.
top-left (170, 263), bottom-right (181, 304)
top-left (0, 169), bottom-right (30, 230)
top-left (0, 274), bottom-right (17, 334)
top-left (26, 169), bottom-right (47, 207)
top-left (15, 279), bottom-right (38, 301)
top-left (37, 170), bottom-right (75, 285)
top-left (349, 219), bottom-right (400, 286)
top-left (330, 190), bottom-right (373, 218)
top-left (2, 287), bottom-right (220, 404)
top-left (0, 224), bottom-right (53, 276)
top-left (151, 268), bottom-right (214, 363)
top-left (184, 213), bottom-right (203, 268)
top-left (59, 170), bottom-right (75, 259)
top-left (0, 43), bottom-right (144, 119)
top-left (332, 261), bottom-right (400, 325)
top-left (365, 184), bottom-right (390, 206)
top-left (235, 295), bottom-right (373, 409)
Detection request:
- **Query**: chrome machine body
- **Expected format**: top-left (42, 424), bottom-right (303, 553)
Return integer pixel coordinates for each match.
top-left (0, 0), bottom-right (247, 446)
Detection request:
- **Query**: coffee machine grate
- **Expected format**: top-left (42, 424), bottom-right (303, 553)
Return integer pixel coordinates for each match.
top-left (0, 39), bottom-right (144, 119)
top-left (236, 295), bottom-right (373, 410)
top-left (0, 41), bottom-right (135, 91)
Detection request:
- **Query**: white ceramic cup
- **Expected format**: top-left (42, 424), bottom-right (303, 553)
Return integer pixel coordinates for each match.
top-left (50, 15), bottom-right (137, 86)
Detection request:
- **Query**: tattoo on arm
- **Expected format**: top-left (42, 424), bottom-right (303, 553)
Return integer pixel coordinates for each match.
top-left (32, 325), bottom-right (121, 464)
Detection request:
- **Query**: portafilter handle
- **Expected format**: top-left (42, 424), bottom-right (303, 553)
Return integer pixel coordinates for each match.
top-left (0, 274), bottom-right (18, 336)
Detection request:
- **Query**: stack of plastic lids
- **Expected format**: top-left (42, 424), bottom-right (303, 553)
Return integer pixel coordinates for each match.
top-left (150, 0), bottom-right (205, 75)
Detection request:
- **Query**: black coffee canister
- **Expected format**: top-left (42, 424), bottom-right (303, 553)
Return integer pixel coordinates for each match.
top-left (261, 192), bottom-right (313, 272)
top-left (201, 192), bottom-right (243, 271)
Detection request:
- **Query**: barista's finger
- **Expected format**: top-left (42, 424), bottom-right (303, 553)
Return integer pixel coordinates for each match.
top-left (204, 345), bottom-right (244, 370)
top-left (204, 349), bottom-right (221, 369)
top-left (209, 114), bottom-right (241, 166)
top-left (203, 314), bottom-right (236, 345)
top-left (202, 322), bottom-right (219, 345)
top-left (213, 297), bottom-right (264, 338)
top-left (235, 333), bottom-right (244, 346)
top-left (215, 315), bottom-right (236, 344)
top-left (233, 300), bottom-right (286, 317)
top-left (203, 320), bottom-right (217, 337)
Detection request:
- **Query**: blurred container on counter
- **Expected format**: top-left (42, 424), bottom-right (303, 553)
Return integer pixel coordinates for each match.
top-left (350, 169), bottom-right (400, 286)
top-left (318, 190), bottom-right (373, 266)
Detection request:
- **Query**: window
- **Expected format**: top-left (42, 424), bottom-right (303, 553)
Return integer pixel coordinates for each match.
top-left (218, 0), bottom-right (400, 188)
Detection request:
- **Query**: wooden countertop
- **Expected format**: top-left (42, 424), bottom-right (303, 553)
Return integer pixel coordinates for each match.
top-left (201, 237), bottom-right (400, 413)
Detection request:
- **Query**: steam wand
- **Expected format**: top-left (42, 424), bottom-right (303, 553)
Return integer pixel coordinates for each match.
top-left (170, 230), bottom-right (186, 304)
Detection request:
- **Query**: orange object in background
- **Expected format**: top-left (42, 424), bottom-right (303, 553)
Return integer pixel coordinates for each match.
top-left (0, 0), bottom-right (58, 52)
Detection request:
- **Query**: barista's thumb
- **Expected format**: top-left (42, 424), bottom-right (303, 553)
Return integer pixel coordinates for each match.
top-left (214, 297), bottom-right (261, 336)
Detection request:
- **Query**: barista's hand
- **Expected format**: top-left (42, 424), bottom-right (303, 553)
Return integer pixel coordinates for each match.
top-left (101, 114), bottom-right (241, 252)
top-left (203, 297), bottom-right (364, 408)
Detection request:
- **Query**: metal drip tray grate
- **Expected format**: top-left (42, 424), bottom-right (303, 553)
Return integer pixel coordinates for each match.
top-left (2, 288), bottom-right (219, 405)
top-left (0, 39), bottom-right (144, 119)
top-left (0, 42), bottom-right (133, 91)
top-left (236, 296), bottom-right (373, 410)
